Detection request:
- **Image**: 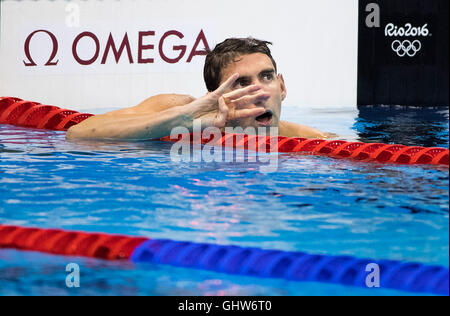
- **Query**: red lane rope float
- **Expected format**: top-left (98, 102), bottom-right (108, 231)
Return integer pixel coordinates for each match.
top-left (1, 96), bottom-right (448, 166)
top-left (0, 225), bottom-right (148, 260)
top-left (0, 97), bottom-right (93, 131)
top-left (162, 133), bottom-right (449, 166)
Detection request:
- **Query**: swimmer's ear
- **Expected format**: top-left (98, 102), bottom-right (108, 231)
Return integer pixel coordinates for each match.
top-left (278, 74), bottom-right (287, 101)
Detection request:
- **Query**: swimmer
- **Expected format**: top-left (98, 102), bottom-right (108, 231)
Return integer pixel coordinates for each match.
top-left (66, 37), bottom-right (332, 140)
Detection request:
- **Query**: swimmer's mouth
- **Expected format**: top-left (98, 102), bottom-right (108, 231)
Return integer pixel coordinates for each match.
top-left (255, 110), bottom-right (273, 126)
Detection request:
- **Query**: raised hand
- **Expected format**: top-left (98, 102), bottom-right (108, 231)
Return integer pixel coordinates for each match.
top-left (189, 73), bottom-right (269, 128)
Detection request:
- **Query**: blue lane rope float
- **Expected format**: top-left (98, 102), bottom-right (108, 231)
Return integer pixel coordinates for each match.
top-left (0, 225), bottom-right (448, 295)
top-left (130, 239), bottom-right (449, 295)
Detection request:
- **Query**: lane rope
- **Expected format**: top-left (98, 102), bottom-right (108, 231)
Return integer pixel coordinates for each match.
top-left (0, 224), bottom-right (448, 295)
top-left (0, 97), bottom-right (448, 166)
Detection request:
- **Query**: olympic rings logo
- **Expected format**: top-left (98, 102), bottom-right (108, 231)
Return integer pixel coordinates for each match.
top-left (391, 40), bottom-right (422, 57)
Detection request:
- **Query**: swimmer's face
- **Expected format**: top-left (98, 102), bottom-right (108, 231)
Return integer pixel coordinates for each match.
top-left (219, 53), bottom-right (286, 130)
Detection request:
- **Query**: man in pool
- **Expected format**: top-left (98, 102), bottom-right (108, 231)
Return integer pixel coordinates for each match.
top-left (66, 37), bottom-right (329, 140)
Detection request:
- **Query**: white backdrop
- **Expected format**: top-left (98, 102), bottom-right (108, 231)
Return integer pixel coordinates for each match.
top-left (0, 0), bottom-right (359, 112)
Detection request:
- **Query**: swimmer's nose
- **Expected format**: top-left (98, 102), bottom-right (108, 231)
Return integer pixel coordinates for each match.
top-left (254, 93), bottom-right (270, 107)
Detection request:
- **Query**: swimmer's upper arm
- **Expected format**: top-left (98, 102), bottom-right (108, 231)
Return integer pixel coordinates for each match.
top-left (94, 94), bottom-right (196, 117)
top-left (66, 94), bottom-right (196, 140)
top-left (134, 94), bottom-right (196, 113)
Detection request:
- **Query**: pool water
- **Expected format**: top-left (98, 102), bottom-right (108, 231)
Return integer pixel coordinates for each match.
top-left (0, 105), bottom-right (448, 296)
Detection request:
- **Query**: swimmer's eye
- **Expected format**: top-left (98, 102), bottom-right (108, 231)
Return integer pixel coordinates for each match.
top-left (233, 79), bottom-right (251, 88)
top-left (260, 72), bottom-right (275, 82)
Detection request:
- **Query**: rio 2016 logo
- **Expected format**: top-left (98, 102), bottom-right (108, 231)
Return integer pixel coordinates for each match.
top-left (365, 3), bottom-right (432, 59)
top-left (385, 23), bottom-right (431, 58)
top-left (385, 23), bottom-right (430, 37)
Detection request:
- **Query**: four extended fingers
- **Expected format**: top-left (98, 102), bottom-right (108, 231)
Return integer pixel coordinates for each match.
top-left (220, 75), bottom-right (270, 110)
top-left (231, 92), bottom-right (270, 109)
top-left (223, 84), bottom-right (261, 100)
top-left (213, 73), bottom-right (240, 97)
top-left (212, 73), bottom-right (270, 121)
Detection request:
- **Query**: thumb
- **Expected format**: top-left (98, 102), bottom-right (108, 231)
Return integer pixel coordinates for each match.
top-left (214, 96), bottom-right (229, 128)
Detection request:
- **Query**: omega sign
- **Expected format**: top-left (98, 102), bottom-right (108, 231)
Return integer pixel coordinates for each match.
top-left (23, 29), bottom-right (211, 66)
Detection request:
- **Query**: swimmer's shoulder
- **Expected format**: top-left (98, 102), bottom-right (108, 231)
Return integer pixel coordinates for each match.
top-left (279, 120), bottom-right (336, 139)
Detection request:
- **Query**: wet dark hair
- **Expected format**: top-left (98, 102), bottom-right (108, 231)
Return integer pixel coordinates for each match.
top-left (203, 37), bottom-right (277, 92)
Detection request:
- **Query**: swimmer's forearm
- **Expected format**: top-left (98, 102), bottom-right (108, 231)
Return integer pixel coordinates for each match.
top-left (66, 105), bottom-right (194, 140)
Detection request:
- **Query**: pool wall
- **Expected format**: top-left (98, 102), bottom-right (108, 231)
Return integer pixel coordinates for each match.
top-left (0, 0), bottom-right (358, 110)
top-left (1, 0), bottom-right (447, 111)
